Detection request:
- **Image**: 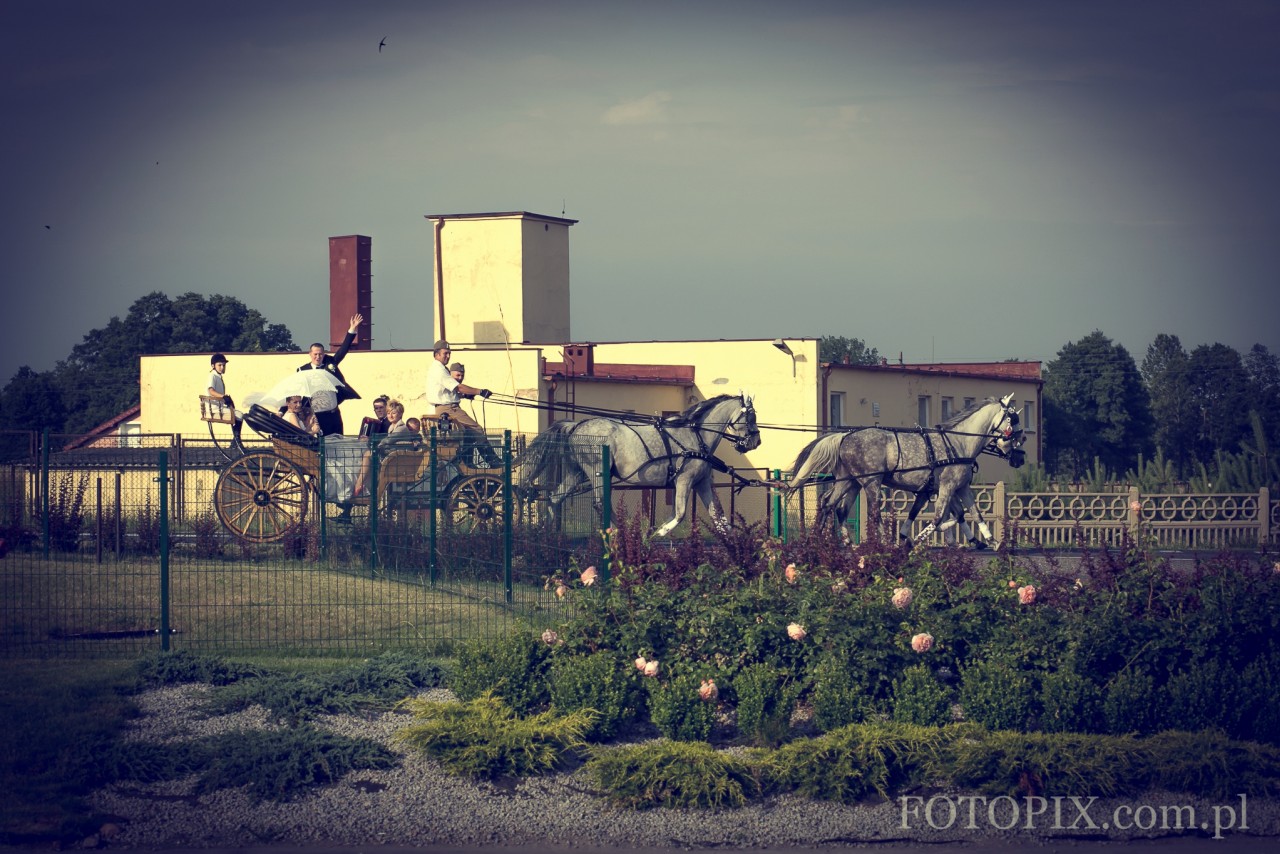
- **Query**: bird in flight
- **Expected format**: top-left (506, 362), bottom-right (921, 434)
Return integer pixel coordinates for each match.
top-left (44, 225), bottom-right (51, 230)
top-left (378, 37), bottom-right (387, 52)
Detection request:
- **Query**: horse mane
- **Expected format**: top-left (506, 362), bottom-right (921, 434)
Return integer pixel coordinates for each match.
top-left (937, 397), bottom-right (997, 430)
top-left (670, 394), bottom-right (739, 426)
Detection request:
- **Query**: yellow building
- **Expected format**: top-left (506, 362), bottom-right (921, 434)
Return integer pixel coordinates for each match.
top-left (139, 211), bottom-right (1041, 485)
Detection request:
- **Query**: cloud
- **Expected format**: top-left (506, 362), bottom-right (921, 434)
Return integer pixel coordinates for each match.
top-left (601, 91), bottom-right (672, 125)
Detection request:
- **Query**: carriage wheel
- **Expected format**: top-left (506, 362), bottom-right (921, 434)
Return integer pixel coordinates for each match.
top-left (214, 451), bottom-right (310, 543)
top-left (446, 474), bottom-right (505, 533)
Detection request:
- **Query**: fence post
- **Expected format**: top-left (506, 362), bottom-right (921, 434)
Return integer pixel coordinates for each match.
top-left (1127, 485), bottom-right (1142, 539)
top-left (770, 469), bottom-right (782, 540)
top-left (851, 492), bottom-right (861, 544)
top-left (369, 441), bottom-right (379, 575)
top-left (158, 451), bottom-right (171, 652)
top-left (600, 444), bottom-right (612, 582)
top-left (503, 430), bottom-right (513, 604)
top-left (41, 428), bottom-right (49, 559)
top-left (318, 438), bottom-right (328, 559)
top-left (857, 479), bottom-right (869, 543)
top-left (428, 428), bottom-right (438, 585)
top-left (95, 477), bottom-right (103, 564)
top-left (993, 481), bottom-right (1006, 544)
top-left (1260, 487), bottom-right (1270, 547)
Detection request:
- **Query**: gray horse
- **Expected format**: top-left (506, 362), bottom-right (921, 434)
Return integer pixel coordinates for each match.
top-left (786, 394), bottom-right (1025, 548)
top-left (519, 393), bottom-right (760, 536)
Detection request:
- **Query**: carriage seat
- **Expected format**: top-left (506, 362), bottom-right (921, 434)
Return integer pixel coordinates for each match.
top-left (199, 395), bottom-right (235, 424)
top-left (419, 413), bottom-right (456, 433)
top-left (243, 404), bottom-right (320, 449)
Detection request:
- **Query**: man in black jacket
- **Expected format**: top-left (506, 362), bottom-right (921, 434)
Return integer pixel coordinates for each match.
top-left (298, 313), bottom-right (362, 435)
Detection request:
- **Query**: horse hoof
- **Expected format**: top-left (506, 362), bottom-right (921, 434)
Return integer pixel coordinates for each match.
top-left (971, 541), bottom-right (988, 551)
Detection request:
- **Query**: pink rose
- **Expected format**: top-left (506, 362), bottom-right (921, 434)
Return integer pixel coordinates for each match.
top-left (891, 587), bottom-right (913, 609)
top-left (911, 632), bottom-right (934, 653)
top-left (580, 566), bottom-right (598, 586)
top-left (1129, 500), bottom-right (1142, 513)
top-left (541, 629), bottom-right (559, 645)
top-left (555, 584), bottom-right (567, 599)
top-left (635, 655), bottom-right (648, 672)
top-left (698, 679), bottom-right (718, 702)
top-left (857, 556), bottom-right (866, 570)
top-left (643, 660), bottom-right (660, 678)
top-left (1008, 579), bottom-right (1018, 588)
top-left (785, 563), bottom-right (798, 583)
top-left (1018, 585), bottom-right (1037, 605)
top-left (787, 623), bottom-right (807, 641)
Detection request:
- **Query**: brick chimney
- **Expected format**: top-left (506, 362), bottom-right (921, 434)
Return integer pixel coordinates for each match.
top-left (329, 235), bottom-right (372, 350)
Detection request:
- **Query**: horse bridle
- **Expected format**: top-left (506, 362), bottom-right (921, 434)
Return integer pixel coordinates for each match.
top-left (717, 398), bottom-right (759, 453)
top-left (983, 404), bottom-right (1027, 466)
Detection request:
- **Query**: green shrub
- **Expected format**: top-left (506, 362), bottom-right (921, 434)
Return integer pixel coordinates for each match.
top-left (810, 653), bottom-right (877, 731)
top-left (549, 651), bottom-right (643, 741)
top-left (588, 740), bottom-right (766, 809)
top-left (189, 510), bottom-right (224, 559)
top-left (734, 663), bottom-right (800, 747)
top-left (1142, 730), bottom-right (1280, 798)
top-left (947, 730), bottom-right (1145, 798)
top-left (771, 722), bottom-right (946, 802)
top-left (46, 473), bottom-right (88, 552)
top-left (1103, 668), bottom-right (1159, 735)
top-left (133, 650), bottom-right (264, 688)
top-left (396, 693), bottom-right (593, 780)
top-left (451, 630), bottom-right (550, 713)
top-left (1236, 655), bottom-right (1280, 744)
top-left (1159, 662), bottom-right (1233, 734)
top-left (195, 725), bottom-right (398, 801)
top-left (205, 651), bottom-right (444, 722)
top-left (959, 658), bottom-right (1034, 731)
top-left (648, 673), bottom-right (716, 742)
top-left (891, 665), bottom-right (951, 727)
top-left (1039, 668), bottom-right (1102, 734)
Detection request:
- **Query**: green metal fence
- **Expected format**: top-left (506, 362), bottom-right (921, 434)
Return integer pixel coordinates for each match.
top-left (0, 429), bottom-right (607, 658)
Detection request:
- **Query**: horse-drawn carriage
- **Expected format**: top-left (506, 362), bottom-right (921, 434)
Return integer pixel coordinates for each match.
top-left (200, 397), bottom-right (506, 543)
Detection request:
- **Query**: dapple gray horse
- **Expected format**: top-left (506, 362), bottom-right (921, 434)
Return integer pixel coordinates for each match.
top-left (786, 395), bottom-right (1025, 548)
top-left (519, 393), bottom-right (760, 536)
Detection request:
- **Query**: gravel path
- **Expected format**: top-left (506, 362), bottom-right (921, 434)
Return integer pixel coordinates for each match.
top-left (82, 685), bottom-right (1280, 851)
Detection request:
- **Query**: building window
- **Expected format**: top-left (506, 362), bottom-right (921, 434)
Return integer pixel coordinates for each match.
top-left (941, 396), bottom-right (954, 421)
top-left (118, 423), bottom-right (141, 448)
top-left (829, 392), bottom-right (846, 428)
top-left (917, 396), bottom-right (931, 427)
top-left (1022, 400), bottom-right (1036, 432)
top-left (963, 397), bottom-right (975, 409)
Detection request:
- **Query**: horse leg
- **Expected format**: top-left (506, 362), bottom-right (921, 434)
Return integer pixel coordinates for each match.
top-left (913, 482), bottom-right (961, 550)
top-left (548, 467), bottom-right (586, 526)
top-left (903, 490), bottom-right (932, 548)
top-left (656, 475), bottom-right (692, 537)
top-left (692, 473), bottom-right (728, 533)
top-left (954, 487), bottom-right (993, 549)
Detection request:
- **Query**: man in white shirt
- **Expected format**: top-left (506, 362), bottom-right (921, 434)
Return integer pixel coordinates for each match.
top-left (427, 340), bottom-right (500, 467)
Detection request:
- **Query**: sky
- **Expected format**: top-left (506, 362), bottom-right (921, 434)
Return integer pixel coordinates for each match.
top-left (4, 0), bottom-right (1279, 384)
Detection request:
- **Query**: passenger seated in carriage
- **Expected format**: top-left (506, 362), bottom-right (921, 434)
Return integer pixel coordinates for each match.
top-left (353, 399), bottom-right (417, 498)
top-left (281, 396), bottom-right (322, 435)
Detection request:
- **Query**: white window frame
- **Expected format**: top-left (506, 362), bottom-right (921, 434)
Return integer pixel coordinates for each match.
top-left (941, 396), bottom-right (954, 421)
top-left (917, 395), bottom-right (931, 427)
top-left (829, 392), bottom-right (847, 428)
top-left (1022, 400), bottom-right (1037, 432)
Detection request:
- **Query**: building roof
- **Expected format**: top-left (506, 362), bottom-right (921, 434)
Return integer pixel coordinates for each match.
top-left (543, 361), bottom-right (695, 385)
top-left (423, 211), bottom-right (579, 226)
top-left (823, 361), bottom-right (1042, 383)
top-left (60, 404), bottom-right (142, 451)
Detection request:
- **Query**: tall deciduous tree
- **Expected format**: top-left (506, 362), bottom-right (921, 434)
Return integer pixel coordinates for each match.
top-left (1043, 330), bottom-right (1152, 479)
top-left (819, 336), bottom-right (880, 365)
top-left (1186, 342), bottom-right (1252, 461)
top-left (1141, 334), bottom-right (1198, 472)
top-left (6, 292), bottom-right (297, 435)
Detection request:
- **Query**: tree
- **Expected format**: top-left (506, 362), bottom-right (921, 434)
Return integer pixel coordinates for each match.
top-left (1186, 343), bottom-right (1252, 462)
top-left (1141, 334), bottom-right (1198, 472)
top-left (0, 366), bottom-right (67, 460)
top-left (11, 292), bottom-right (297, 435)
top-left (1243, 343), bottom-right (1280, 450)
top-left (1042, 330), bottom-right (1152, 479)
top-left (819, 336), bottom-right (880, 365)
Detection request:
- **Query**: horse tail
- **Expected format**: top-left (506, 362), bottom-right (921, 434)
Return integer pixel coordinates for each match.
top-left (786, 432), bottom-right (845, 491)
top-left (518, 420), bottom-right (576, 490)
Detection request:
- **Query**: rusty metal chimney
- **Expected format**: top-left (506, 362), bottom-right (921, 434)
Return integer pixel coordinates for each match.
top-left (329, 235), bottom-right (372, 350)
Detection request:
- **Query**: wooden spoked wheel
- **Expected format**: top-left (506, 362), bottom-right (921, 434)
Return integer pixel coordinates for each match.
top-left (446, 474), bottom-right (505, 533)
top-left (214, 451), bottom-right (311, 543)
